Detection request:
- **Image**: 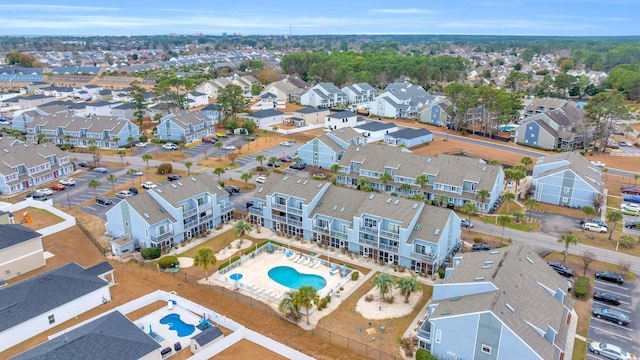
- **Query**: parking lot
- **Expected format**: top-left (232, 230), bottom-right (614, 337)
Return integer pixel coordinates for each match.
top-left (587, 278), bottom-right (640, 358)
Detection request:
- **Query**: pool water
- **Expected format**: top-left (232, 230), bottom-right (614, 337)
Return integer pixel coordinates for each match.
top-left (159, 313), bottom-right (195, 337)
top-left (268, 266), bottom-right (327, 290)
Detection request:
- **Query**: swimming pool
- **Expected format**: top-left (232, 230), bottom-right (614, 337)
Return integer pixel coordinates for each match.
top-left (159, 313), bottom-right (195, 337)
top-left (499, 124), bottom-right (516, 131)
top-left (268, 266), bottom-right (327, 290)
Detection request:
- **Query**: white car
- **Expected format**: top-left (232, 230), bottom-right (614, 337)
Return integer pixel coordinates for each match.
top-left (135, 142), bottom-right (147, 147)
top-left (142, 181), bottom-right (157, 189)
top-left (588, 341), bottom-right (635, 360)
top-left (129, 169), bottom-right (144, 176)
top-left (280, 141), bottom-right (293, 147)
top-left (590, 161), bottom-right (606, 168)
top-left (162, 143), bottom-right (179, 150)
top-left (115, 190), bottom-right (135, 199)
top-left (621, 203), bottom-right (640, 212)
top-left (256, 176), bottom-right (266, 184)
top-left (222, 144), bottom-right (236, 151)
top-left (59, 178), bottom-right (76, 186)
top-left (36, 188), bottom-right (54, 196)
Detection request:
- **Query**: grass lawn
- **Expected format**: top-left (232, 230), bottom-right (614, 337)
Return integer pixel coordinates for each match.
top-left (572, 339), bottom-right (587, 360)
top-left (571, 229), bottom-right (640, 259)
top-left (21, 207), bottom-right (64, 230)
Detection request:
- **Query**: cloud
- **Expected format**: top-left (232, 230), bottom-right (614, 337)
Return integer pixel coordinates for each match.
top-left (369, 8), bottom-right (437, 15)
top-left (0, 4), bottom-right (120, 11)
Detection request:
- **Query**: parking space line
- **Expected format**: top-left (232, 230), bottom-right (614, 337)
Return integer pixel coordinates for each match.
top-left (594, 281), bottom-right (629, 291)
top-left (85, 206), bottom-right (98, 211)
top-left (590, 325), bottom-right (633, 340)
top-left (593, 286), bottom-right (630, 298)
top-left (591, 318), bottom-right (634, 332)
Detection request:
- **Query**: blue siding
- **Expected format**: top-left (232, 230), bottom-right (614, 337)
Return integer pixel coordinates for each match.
top-left (497, 326), bottom-right (543, 360)
top-left (523, 122), bottom-right (540, 146)
top-left (430, 314), bottom-right (479, 358)
top-left (297, 138), bottom-right (340, 169)
top-left (534, 169), bottom-right (598, 208)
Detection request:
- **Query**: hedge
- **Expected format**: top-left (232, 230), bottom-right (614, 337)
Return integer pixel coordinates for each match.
top-left (159, 255), bottom-right (179, 269)
top-left (574, 276), bottom-right (590, 298)
top-left (416, 349), bottom-right (438, 360)
top-left (141, 247), bottom-right (161, 260)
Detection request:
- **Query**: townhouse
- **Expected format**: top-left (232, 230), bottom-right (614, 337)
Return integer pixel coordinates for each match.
top-left (25, 113), bottom-right (140, 149)
top-left (324, 110), bottom-right (358, 130)
top-left (419, 100), bottom-right (451, 127)
top-left (296, 127), bottom-right (364, 169)
top-left (245, 109), bottom-right (286, 129)
top-left (0, 139), bottom-right (74, 195)
top-left (300, 83), bottom-right (348, 108)
top-left (196, 78), bottom-right (232, 98)
top-left (417, 244), bottom-right (575, 360)
top-left (291, 107), bottom-right (330, 126)
top-left (262, 77), bottom-right (308, 103)
top-left (336, 144), bottom-right (504, 212)
top-left (341, 82), bottom-right (377, 105)
top-left (353, 121), bottom-right (399, 143)
top-left (512, 105), bottom-right (588, 151)
top-left (105, 174), bottom-right (234, 252)
top-left (522, 97), bottom-right (569, 118)
top-left (85, 101), bottom-right (122, 116)
top-left (17, 94), bottom-right (56, 109)
top-left (371, 83), bottom-right (433, 119)
top-left (155, 110), bottom-right (214, 143)
top-left (231, 74), bottom-right (259, 97)
top-left (248, 173), bottom-right (461, 275)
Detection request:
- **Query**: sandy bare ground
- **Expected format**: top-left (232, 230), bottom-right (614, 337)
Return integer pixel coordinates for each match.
top-left (356, 287), bottom-right (421, 320)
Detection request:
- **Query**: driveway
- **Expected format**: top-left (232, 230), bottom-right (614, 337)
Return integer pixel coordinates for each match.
top-left (540, 213), bottom-right (582, 237)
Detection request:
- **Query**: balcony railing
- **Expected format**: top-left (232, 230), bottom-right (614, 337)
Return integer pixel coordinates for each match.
top-left (359, 226), bottom-right (378, 235)
top-left (380, 229), bottom-right (400, 240)
top-left (248, 207), bottom-right (262, 216)
top-left (288, 207), bottom-right (303, 215)
top-left (379, 243), bottom-right (399, 252)
top-left (412, 252), bottom-right (436, 262)
top-left (313, 225), bottom-right (330, 234)
top-left (287, 218), bottom-right (303, 227)
top-left (199, 214), bottom-right (213, 223)
top-left (272, 203), bottom-right (286, 211)
top-left (183, 208), bottom-right (197, 217)
top-left (330, 229), bottom-right (349, 240)
top-left (272, 214), bottom-right (286, 223)
top-left (184, 220), bottom-right (198, 229)
top-left (151, 231), bottom-right (173, 242)
top-left (359, 237), bottom-right (378, 248)
top-left (220, 203), bottom-right (234, 214)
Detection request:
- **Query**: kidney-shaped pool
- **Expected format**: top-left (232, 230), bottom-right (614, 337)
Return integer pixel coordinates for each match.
top-left (268, 266), bottom-right (327, 290)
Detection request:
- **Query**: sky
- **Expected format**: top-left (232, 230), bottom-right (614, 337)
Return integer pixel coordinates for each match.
top-left (0, 0), bottom-right (639, 37)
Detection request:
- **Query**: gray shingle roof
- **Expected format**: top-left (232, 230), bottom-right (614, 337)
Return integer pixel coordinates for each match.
top-left (10, 311), bottom-right (161, 360)
top-left (295, 107), bottom-right (324, 114)
top-left (0, 262), bottom-right (111, 332)
top-left (151, 174), bottom-right (228, 207)
top-left (327, 110), bottom-right (356, 119)
top-left (248, 109), bottom-right (284, 118)
top-left (0, 224), bottom-right (41, 250)
top-left (386, 128), bottom-right (432, 140)
top-left (191, 325), bottom-right (223, 346)
top-left (354, 121), bottom-right (397, 132)
top-left (327, 127), bottom-right (361, 143)
top-left (257, 173), bottom-right (328, 203)
top-left (124, 193), bottom-right (176, 225)
top-left (534, 151), bottom-right (604, 193)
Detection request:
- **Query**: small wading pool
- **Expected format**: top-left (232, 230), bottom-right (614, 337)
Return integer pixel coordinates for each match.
top-left (159, 313), bottom-right (195, 337)
top-left (268, 266), bottom-right (327, 290)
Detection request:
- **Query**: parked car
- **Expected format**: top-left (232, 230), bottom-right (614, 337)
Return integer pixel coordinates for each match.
top-left (50, 184), bottom-right (66, 191)
top-left (129, 187), bottom-right (139, 195)
top-left (129, 169), bottom-right (144, 176)
top-left (222, 144), bottom-right (236, 151)
top-left (142, 181), bottom-right (157, 189)
top-left (226, 185), bottom-right (240, 193)
top-left (460, 218), bottom-right (474, 228)
top-left (280, 141), bottom-right (294, 147)
top-left (27, 192), bottom-right (47, 199)
top-left (622, 208), bottom-right (640, 216)
top-left (115, 190), bottom-right (135, 199)
top-left (36, 188), bottom-right (54, 196)
top-left (59, 178), bottom-right (76, 186)
top-left (134, 142), bottom-right (147, 147)
top-left (216, 132), bottom-right (227, 138)
top-left (595, 271), bottom-right (624, 284)
top-left (223, 186), bottom-right (236, 194)
top-left (547, 261), bottom-right (574, 277)
top-left (93, 167), bottom-right (108, 173)
top-left (588, 341), bottom-right (635, 360)
top-left (471, 244), bottom-right (491, 251)
top-left (621, 203), bottom-right (640, 212)
top-left (567, 279), bottom-right (573, 292)
top-left (582, 222), bottom-right (607, 233)
top-left (162, 143), bottom-right (179, 150)
top-left (625, 221), bottom-right (639, 229)
top-left (96, 197), bottom-right (113, 205)
top-left (622, 187), bottom-right (640, 195)
top-left (579, 218), bottom-right (608, 227)
top-left (593, 291), bottom-right (621, 306)
top-left (279, 156), bottom-right (292, 163)
top-left (590, 161), bottom-right (606, 168)
top-left (290, 163), bottom-right (306, 170)
top-left (201, 136), bottom-right (217, 144)
top-left (167, 174), bottom-right (181, 181)
top-left (592, 307), bottom-right (631, 326)
top-left (76, 161), bottom-right (89, 167)
top-left (267, 161), bottom-right (282, 167)
top-left (623, 195), bottom-right (640, 203)
top-left (245, 201), bottom-right (254, 208)
top-left (256, 176), bottom-right (266, 184)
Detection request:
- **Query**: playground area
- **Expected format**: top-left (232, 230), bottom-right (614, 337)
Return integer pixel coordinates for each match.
top-left (18, 207), bottom-right (64, 231)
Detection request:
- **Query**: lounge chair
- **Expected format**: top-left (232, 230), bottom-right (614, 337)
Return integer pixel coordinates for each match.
top-left (290, 254), bottom-right (299, 262)
top-left (312, 261), bottom-right (321, 269)
top-left (287, 251), bottom-right (296, 259)
top-left (254, 287), bottom-right (264, 294)
top-left (302, 257), bottom-right (311, 266)
top-left (308, 259), bottom-right (316, 267)
top-left (297, 256), bottom-right (306, 263)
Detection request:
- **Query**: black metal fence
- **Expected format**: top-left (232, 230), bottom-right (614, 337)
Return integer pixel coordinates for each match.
top-left (77, 220), bottom-right (110, 256)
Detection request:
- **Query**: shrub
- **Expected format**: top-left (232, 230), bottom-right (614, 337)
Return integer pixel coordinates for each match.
top-left (351, 271), bottom-right (359, 281)
top-left (473, 236), bottom-right (484, 243)
top-left (416, 349), bottom-right (438, 360)
top-left (158, 255), bottom-right (179, 269)
top-left (386, 295), bottom-right (395, 304)
top-left (218, 256), bottom-right (240, 271)
top-left (138, 135), bottom-right (148, 143)
top-left (398, 265), bottom-right (406, 272)
top-left (438, 268), bottom-right (445, 279)
top-left (574, 276), bottom-right (590, 298)
top-left (157, 163), bottom-right (172, 174)
top-left (365, 294), bottom-right (374, 302)
top-left (141, 247), bottom-right (161, 260)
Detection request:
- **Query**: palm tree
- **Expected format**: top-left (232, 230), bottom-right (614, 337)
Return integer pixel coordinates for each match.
top-left (488, 159), bottom-right (502, 167)
top-left (395, 276), bottom-right (422, 303)
top-left (293, 285), bottom-right (319, 325)
top-left (106, 174), bottom-right (117, 191)
top-left (142, 154), bottom-right (152, 169)
top-left (435, 194), bottom-right (447, 207)
top-left (461, 202), bottom-right (478, 228)
top-left (497, 215), bottom-right (512, 245)
top-left (178, 143), bottom-right (186, 156)
top-left (379, 172), bottom-right (393, 192)
top-left (412, 193), bottom-right (426, 203)
top-left (357, 177), bottom-right (371, 192)
top-left (244, 136), bottom-right (253, 150)
top-left (233, 219), bottom-right (252, 246)
top-left (213, 167), bottom-right (226, 183)
top-left (330, 163), bottom-right (341, 173)
top-left (255, 154), bottom-right (266, 168)
top-left (558, 233), bottom-right (579, 263)
top-left (524, 198), bottom-right (538, 222)
top-left (512, 169), bottom-right (526, 193)
top-left (272, 126), bottom-right (280, 138)
top-left (503, 168), bottom-right (514, 190)
top-left (88, 179), bottom-right (101, 199)
top-left (112, 137), bottom-right (120, 147)
top-left (399, 183), bottom-right (411, 198)
top-left (415, 174), bottom-right (429, 190)
top-left (184, 161), bottom-right (193, 175)
top-left (372, 273), bottom-right (394, 301)
top-left (126, 136), bottom-right (135, 146)
top-left (503, 192), bottom-right (516, 213)
top-left (241, 172), bottom-right (252, 189)
top-left (36, 132), bottom-right (45, 144)
top-left (512, 211), bottom-right (525, 223)
top-left (268, 156), bottom-right (278, 166)
top-left (291, 157), bottom-right (301, 164)
top-left (278, 290), bottom-right (300, 321)
top-left (126, 168), bottom-right (138, 184)
top-left (193, 247), bottom-right (217, 280)
top-left (475, 189), bottom-right (490, 215)
top-left (214, 141), bottom-right (223, 157)
top-left (581, 206), bottom-right (595, 224)
top-left (602, 167), bottom-right (608, 180)
top-left (115, 150), bottom-right (127, 163)
top-left (520, 156), bottom-right (533, 170)
top-left (606, 210), bottom-right (623, 241)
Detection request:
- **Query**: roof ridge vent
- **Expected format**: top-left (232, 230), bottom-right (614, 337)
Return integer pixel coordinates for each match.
top-left (474, 276), bottom-right (485, 281)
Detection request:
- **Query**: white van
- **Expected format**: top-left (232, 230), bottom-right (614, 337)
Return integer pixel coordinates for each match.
top-left (582, 222), bottom-right (607, 233)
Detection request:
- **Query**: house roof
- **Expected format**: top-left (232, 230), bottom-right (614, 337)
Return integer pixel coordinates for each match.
top-left (295, 107), bottom-right (325, 114)
top-left (355, 121), bottom-right (397, 132)
top-left (249, 109), bottom-right (284, 118)
top-left (150, 174), bottom-right (229, 207)
top-left (430, 244), bottom-right (572, 360)
top-left (113, 103), bottom-right (135, 110)
top-left (0, 142), bottom-right (68, 175)
top-left (408, 207), bottom-right (453, 245)
top-left (525, 97), bottom-right (567, 112)
top-left (124, 192), bottom-right (176, 225)
top-left (201, 103), bottom-right (218, 111)
top-left (86, 101), bottom-right (114, 107)
top-left (161, 110), bottom-right (208, 130)
top-left (386, 127), bottom-right (432, 140)
top-left (10, 311), bottom-right (161, 360)
top-left (327, 110), bottom-right (356, 119)
top-left (314, 134), bottom-right (343, 153)
top-left (534, 151), bottom-right (604, 193)
top-left (257, 173), bottom-right (328, 203)
top-left (0, 224), bottom-right (41, 250)
top-left (260, 92), bottom-right (277, 99)
top-left (191, 325), bottom-right (224, 346)
top-left (0, 262), bottom-right (111, 332)
top-left (327, 127), bottom-right (361, 143)
top-left (545, 106), bottom-right (584, 127)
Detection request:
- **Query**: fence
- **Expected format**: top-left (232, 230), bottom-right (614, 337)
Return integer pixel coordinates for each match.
top-left (76, 221), bottom-right (111, 256)
top-left (1, 198), bottom-right (76, 236)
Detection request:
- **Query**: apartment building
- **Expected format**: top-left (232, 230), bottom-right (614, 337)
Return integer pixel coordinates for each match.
top-left (155, 110), bottom-right (214, 143)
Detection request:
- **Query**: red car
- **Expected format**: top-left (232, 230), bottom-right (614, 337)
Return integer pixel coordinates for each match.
top-left (278, 156), bottom-right (292, 163)
top-left (201, 136), bottom-right (218, 144)
top-left (622, 187), bottom-right (640, 195)
top-left (50, 184), bottom-right (66, 191)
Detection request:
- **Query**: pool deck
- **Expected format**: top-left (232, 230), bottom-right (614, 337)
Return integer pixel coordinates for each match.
top-left (134, 305), bottom-right (203, 354)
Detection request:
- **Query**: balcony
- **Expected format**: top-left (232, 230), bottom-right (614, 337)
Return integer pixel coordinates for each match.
top-left (151, 231), bottom-right (173, 243)
top-left (248, 206), bottom-right (263, 216)
top-left (183, 208), bottom-right (197, 217)
top-left (330, 229), bottom-right (349, 240)
top-left (313, 225), bottom-right (330, 234)
top-left (380, 229), bottom-right (400, 240)
top-left (272, 214), bottom-right (286, 223)
top-left (359, 237), bottom-right (378, 248)
top-left (220, 203), bottom-right (234, 214)
top-left (288, 207), bottom-right (303, 215)
top-left (359, 226), bottom-right (378, 235)
top-left (184, 220), bottom-right (198, 229)
top-left (412, 252), bottom-right (436, 263)
top-left (287, 218), bottom-right (303, 227)
top-left (199, 214), bottom-right (213, 223)
top-left (272, 203), bottom-right (286, 211)
top-left (379, 243), bottom-right (399, 252)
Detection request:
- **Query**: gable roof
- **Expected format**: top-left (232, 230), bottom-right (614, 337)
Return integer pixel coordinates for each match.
top-left (0, 224), bottom-right (41, 250)
top-left (386, 127), bottom-right (432, 140)
top-left (10, 311), bottom-right (161, 360)
top-left (534, 151), bottom-right (604, 193)
top-left (327, 127), bottom-right (361, 143)
top-left (355, 121), bottom-right (397, 132)
top-left (150, 174), bottom-right (228, 207)
top-left (124, 192), bottom-right (176, 225)
top-left (0, 262), bottom-right (111, 332)
top-left (294, 107), bottom-right (325, 114)
top-left (248, 109), bottom-right (284, 118)
top-left (191, 325), bottom-right (224, 346)
top-left (258, 172), bottom-right (328, 203)
top-left (327, 110), bottom-right (356, 119)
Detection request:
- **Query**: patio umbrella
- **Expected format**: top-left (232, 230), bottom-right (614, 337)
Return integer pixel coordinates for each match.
top-left (267, 242), bottom-right (273, 253)
top-left (149, 324), bottom-right (153, 335)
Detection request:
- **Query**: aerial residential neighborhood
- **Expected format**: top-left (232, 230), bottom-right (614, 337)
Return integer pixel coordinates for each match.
top-left (1, 4), bottom-right (640, 360)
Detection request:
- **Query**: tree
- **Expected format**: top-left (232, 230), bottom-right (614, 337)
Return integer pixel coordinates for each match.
top-left (184, 161), bottom-right (193, 175)
top-left (415, 174), bottom-right (429, 190)
top-left (268, 156), bottom-right (279, 166)
top-left (214, 141), bottom-right (223, 157)
top-left (412, 193), bottom-right (426, 202)
top-left (619, 234), bottom-right (637, 248)
top-left (217, 84), bottom-right (248, 123)
top-left (584, 91), bottom-right (629, 153)
top-left (115, 150), bottom-right (127, 164)
top-left (250, 83), bottom-right (262, 96)
top-left (213, 167), bottom-right (226, 183)
top-left (244, 136), bottom-right (253, 151)
top-left (435, 194), bottom-right (447, 207)
top-left (257, 69), bottom-right (281, 84)
top-left (241, 172), bottom-right (252, 189)
top-left (497, 215), bottom-right (511, 245)
top-left (278, 290), bottom-right (300, 321)
top-left (503, 192), bottom-right (516, 213)
top-left (293, 285), bottom-right (319, 325)
top-left (379, 172), bottom-right (393, 192)
top-left (255, 154), bottom-right (266, 168)
top-left (558, 233), bottom-right (579, 263)
top-left (635, 174), bottom-right (640, 186)
top-left (606, 210), bottom-right (623, 240)
top-left (234, 219), bottom-right (252, 246)
top-left (520, 156), bottom-right (533, 171)
top-left (443, 82), bottom-right (478, 131)
top-left (178, 143), bottom-right (186, 156)
top-left (88, 179), bottom-right (101, 199)
top-left (461, 202), bottom-right (478, 229)
top-left (193, 247), bottom-right (217, 279)
top-left (475, 189), bottom-right (491, 215)
top-left (87, 139), bottom-right (99, 165)
top-left (330, 163), bottom-right (341, 173)
top-left (129, 80), bottom-right (147, 127)
top-left (581, 206), bottom-right (595, 224)
top-left (399, 183), bottom-right (411, 198)
top-left (142, 154), bottom-right (152, 169)
top-left (395, 276), bottom-right (422, 303)
top-left (373, 273), bottom-right (395, 301)
top-left (106, 174), bottom-right (117, 191)
top-left (358, 177), bottom-right (371, 192)
top-left (512, 211), bottom-right (525, 223)
top-left (524, 198), bottom-right (538, 222)
top-left (581, 250), bottom-right (596, 276)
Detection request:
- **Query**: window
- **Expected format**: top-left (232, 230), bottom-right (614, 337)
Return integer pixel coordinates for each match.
top-left (562, 197), bottom-right (569, 202)
top-left (48, 314), bottom-right (55, 324)
top-left (481, 344), bottom-right (492, 354)
top-left (564, 187), bottom-right (570, 194)
top-left (435, 329), bottom-right (442, 343)
top-left (125, 221), bottom-right (129, 227)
